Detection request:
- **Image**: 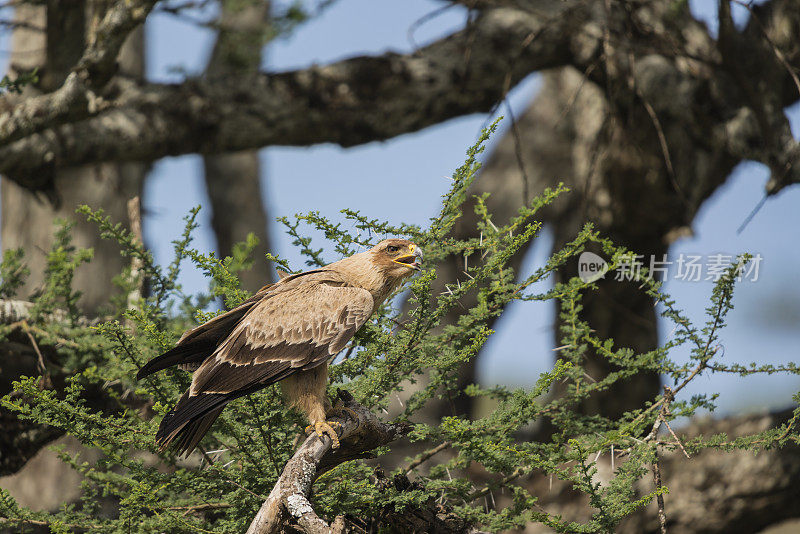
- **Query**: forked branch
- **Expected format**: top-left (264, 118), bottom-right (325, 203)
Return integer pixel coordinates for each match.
top-left (246, 391), bottom-right (409, 534)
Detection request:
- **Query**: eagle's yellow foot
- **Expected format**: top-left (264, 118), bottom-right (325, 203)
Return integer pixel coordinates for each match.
top-left (305, 420), bottom-right (342, 448)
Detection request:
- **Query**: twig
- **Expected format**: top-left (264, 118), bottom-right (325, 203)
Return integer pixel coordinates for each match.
top-left (652, 450), bottom-right (668, 534)
top-left (404, 441), bottom-right (452, 475)
top-left (20, 320), bottom-right (51, 389)
top-left (628, 332), bottom-right (724, 433)
top-left (637, 90), bottom-right (685, 203)
top-left (246, 395), bottom-right (281, 478)
top-left (644, 386), bottom-right (675, 443)
top-left (467, 467), bottom-right (525, 501)
top-left (504, 98), bottom-right (530, 204)
top-left (125, 196), bottom-right (145, 322)
top-left (167, 502), bottom-right (231, 516)
top-left (555, 60), bottom-right (598, 127)
top-left (662, 417), bottom-right (690, 459)
top-left (407, 4), bottom-right (455, 51)
top-left (736, 194), bottom-right (768, 234)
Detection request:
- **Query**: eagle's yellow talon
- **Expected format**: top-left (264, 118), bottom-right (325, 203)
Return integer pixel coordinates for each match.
top-left (305, 421), bottom-right (342, 448)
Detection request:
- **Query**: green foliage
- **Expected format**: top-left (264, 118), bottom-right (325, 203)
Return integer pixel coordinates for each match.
top-left (0, 248), bottom-right (29, 299)
top-left (28, 220), bottom-right (94, 321)
top-left (1, 120), bottom-right (798, 533)
top-left (0, 68), bottom-right (38, 94)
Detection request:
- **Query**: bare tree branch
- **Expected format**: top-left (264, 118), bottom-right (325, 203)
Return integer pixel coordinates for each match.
top-left (0, 5), bottom-right (591, 183)
top-left (246, 391), bottom-right (409, 534)
top-left (0, 0), bottom-right (157, 146)
top-left (0, 0), bottom-right (797, 198)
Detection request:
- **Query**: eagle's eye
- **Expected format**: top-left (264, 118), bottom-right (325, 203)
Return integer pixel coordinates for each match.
top-left (386, 245), bottom-right (400, 254)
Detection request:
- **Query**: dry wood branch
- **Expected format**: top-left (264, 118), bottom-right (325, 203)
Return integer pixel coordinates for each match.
top-left (0, 298), bottom-right (94, 327)
top-left (246, 391), bottom-right (410, 534)
top-left (651, 451), bottom-right (667, 534)
top-left (0, 5), bottom-right (589, 182)
top-left (125, 195), bottom-right (144, 319)
top-left (0, 0), bottom-right (157, 147)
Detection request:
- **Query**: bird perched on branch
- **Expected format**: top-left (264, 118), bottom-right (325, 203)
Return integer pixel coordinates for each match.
top-left (136, 239), bottom-right (422, 456)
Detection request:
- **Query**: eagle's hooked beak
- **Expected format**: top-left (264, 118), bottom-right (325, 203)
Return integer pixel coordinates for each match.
top-left (394, 244), bottom-right (423, 271)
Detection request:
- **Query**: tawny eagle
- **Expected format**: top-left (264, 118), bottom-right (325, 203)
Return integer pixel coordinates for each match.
top-left (136, 239), bottom-right (422, 456)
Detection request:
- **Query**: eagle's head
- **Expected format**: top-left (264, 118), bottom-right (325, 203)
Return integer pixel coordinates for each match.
top-left (331, 239), bottom-right (423, 303)
top-left (369, 239), bottom-right (423, 280)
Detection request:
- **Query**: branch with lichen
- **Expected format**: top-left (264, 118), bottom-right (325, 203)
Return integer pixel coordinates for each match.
top-left (246, 391), bottom-right (409, 534)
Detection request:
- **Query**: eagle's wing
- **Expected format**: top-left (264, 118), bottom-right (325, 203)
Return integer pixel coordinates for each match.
top-left (190, 280), bottom-right (373, 395)
top-left (155, 276), bottom-right (374, 454)
top-left (135, 289), bottom-right (267, 380)
top-left (135, 269), bottom-right (332, 379)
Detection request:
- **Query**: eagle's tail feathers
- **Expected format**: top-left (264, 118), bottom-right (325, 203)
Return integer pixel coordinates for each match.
top-left (170, 406), bottom-right (225, 457)
top-left (155, 392), bottom-right (228, 457)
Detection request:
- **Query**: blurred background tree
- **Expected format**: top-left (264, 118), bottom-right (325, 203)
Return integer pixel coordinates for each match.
top-left (1, 0), bottom-right (800, 531)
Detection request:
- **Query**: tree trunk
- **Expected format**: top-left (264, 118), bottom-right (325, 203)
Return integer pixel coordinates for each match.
top-left (435, 32), bottom-right (743, 419)
top-left (0, 0), bottom-right (148, 511)
top-left (1, 1), bottom-right (148, 314)
top-left (202, 0), bottom-right (273, 293)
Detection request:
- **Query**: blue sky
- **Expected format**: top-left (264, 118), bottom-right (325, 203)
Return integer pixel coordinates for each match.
top-left (2, 0), bottom-right (799, 415)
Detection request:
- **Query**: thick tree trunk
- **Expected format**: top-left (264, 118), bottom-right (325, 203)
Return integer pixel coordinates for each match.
top-left (1, 1), bottom-right (148, 314)
top-left (435, 15), bottom-right (745, 418)
top-left (0, 0), bottom-right (148, 510)
top-left (202, 0), bottom-right (272, 293)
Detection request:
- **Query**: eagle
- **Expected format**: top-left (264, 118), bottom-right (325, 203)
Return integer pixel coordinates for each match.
top-left (136, 239), bottom-right (422, 456)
